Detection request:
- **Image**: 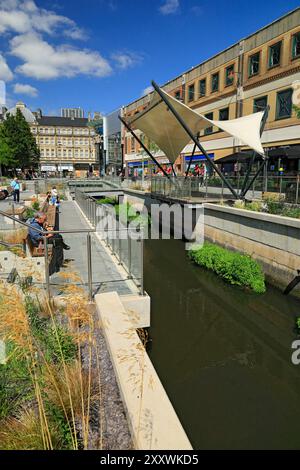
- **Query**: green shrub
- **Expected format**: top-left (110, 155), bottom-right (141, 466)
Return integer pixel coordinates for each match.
top-left (189, 243), bottom-right (266, 294)
top-left (31, 201), bottom-right (40, 211)
top-left (296, 317), bottom-right (300, 332)
top-left (96, 196), bottom-right (117, 205)
top-left (26, 299), bottom-right (77, 363)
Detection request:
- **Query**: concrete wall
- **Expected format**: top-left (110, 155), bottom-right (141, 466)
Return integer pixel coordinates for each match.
top-left (95, 291), bottom-right (192, 450)
top-left (204, 203), bottom-right (300, 295)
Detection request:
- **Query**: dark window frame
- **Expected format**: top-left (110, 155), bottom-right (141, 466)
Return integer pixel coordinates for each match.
top-left (268, 41), bottom-right (282, 69)
top-left (253, 95), bottom-right (268, 113)
top-left (248, 51), bottom-right (260, 77)
top-left (199, 78), bottom-right (206, 97)
top-left (204, 112), bottom-right (214, 135)
top-left (188, 83), bottom-right (195, 102)
top-left (275, 89), bottom-right (293, 120)
top-left (175, 90), bottom-right (181, 101)
top-left (292, 31), bottom-right (300, 59)
top-left (211, 72), bottom-right (219, 93)
top-left (219, 107), bottom-right (229, 121)
top-left (225, 65), bottom-right (234, 87)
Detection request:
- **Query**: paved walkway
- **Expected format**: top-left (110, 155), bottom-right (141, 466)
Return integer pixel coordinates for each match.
top-left (50, 200), bottom-right (133, 297)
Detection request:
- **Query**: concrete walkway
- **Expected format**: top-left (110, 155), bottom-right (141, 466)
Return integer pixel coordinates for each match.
top-left (50, 200), bottom-right (133, 297)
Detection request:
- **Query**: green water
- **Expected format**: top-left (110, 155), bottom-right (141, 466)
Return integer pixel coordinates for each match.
top-left (145, 238), bottom-right (300, 449)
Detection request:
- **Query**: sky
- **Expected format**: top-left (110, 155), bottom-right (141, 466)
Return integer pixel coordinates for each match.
top-left (0, 0), bottom-right (299, 116)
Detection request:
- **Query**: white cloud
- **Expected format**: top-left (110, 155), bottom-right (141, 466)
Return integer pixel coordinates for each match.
top-left (112, 51), bottom-right (143, 70)
top-left (0, 53), bottom-right (13, 81)
top-left (10, 33), bottom-right (112, 79)
top-left (0, 0), bottom-right (86, 39)
top-left (159, 0), bottom-right (180, 15)
top-left (13, 82), bottom-right (38, 97)
top-left (142, 86), bottom-right (153, 96)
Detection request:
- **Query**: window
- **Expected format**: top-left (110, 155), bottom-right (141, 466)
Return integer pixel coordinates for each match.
top-left (269, 42), bottom-right (281, 68)
top-left (292, 32), bottom-right (300, 59)
top-left (204, 112), bottom-right (213, 135)
top-left (211, 73), bottom-right (219, 92)
top-left (248, 52), bottom-right (260, 77)
top-left (175, 90), bottom-right (181, 101)
top-left (131, 137), bottom-right (135, 152)
top-left (199, 79), bottom-right (206, 97)
top-left (253, 96), bottom-right (268, 113)
top-left (219, 108), bottom-right (229, 121)
top-left (276, 89), bottom-right (293, 119)
top-left (188, 84), bottom-right (195, 102)
top-left (225, 65), bottom-right (234, 86)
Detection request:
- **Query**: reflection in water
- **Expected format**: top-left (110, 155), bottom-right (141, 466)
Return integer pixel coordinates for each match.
top-left (145, 238), bottom-right (300, 449)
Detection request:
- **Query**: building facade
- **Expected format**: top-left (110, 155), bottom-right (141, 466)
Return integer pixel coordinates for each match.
top-left (103, 108), bottom-right (123, 175)
top-left (61, 107), bottom-right (84, 118)
top-left (5, 102), bottom-right (98, 177)
top-left (123, 7), bottom-right (300, 176)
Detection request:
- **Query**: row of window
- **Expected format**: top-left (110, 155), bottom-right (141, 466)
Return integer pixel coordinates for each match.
top-left (34, 127), bottom-right (93, 135)
top-left (199, 88), bottom-right (294, 136)
top-left (184, 32), bottom-right (300, 102)
top-left (40, 148), bottom-right (94, 157)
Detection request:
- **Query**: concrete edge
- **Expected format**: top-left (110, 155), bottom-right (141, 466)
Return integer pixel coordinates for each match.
top-left (95, 291), bottom-right (193, 451)
top-left (204, 203), bottom-right (300, 228)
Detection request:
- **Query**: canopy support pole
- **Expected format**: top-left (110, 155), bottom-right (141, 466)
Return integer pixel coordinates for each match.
top-left (239, 105), bottom-right (269, 198)
top-left (151, 81), bottom-right (238, 199)
top-left (185, 132), bottom-right (200, 180)
top-left (240, 158), bottom-right (268, 199)
top-left (119, 115), bottom-right (171, 180)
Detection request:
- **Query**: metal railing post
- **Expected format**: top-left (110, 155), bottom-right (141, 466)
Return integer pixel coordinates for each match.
top-left (296, 175), bottom-right (299, 205)
top-left (12, 202), bottom-right (15, 229)
top-left (44, 236), bottom-right (50, 299)
top-left (140, 228), bottom-right (144, 296)
top-left (128, 227), bottom-right (132, 277)
top-left (87, 233), bottom-right (93, 301)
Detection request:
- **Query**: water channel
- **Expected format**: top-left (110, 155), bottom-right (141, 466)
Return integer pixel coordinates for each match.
top-left (144, 238), bottom-right (300, 449)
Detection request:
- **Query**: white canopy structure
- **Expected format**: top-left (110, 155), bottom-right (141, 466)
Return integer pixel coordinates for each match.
top-left (125, 88), bottom-right (265, 164)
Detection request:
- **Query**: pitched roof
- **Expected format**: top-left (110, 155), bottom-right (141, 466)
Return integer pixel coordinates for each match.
top-left (36, 116), bottom-right (89, 127)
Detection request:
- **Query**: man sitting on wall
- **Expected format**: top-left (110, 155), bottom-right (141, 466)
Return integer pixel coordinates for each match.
top-left (28, 212), bottom-right (70, 275)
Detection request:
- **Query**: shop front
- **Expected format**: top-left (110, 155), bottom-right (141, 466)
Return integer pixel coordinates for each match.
top-left (184, 153), bottom-right (215, 175)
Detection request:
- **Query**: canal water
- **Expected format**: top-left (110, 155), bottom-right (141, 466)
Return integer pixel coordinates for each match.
top-left (144, 238), bottom-right (300, 450)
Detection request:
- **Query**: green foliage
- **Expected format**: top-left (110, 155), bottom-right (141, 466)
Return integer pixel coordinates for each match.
top-left (0, 125), bottom-right (14, 168)
top-left (24, 207), bottom-right (35, 220)
top-left (0, 109), bottom-right (40, 170)
top-left (189, 242), bottom-right (266, 294)
top-left (96, 196), bottom-right (117, 205)
top-left (296, 317), bottom-right (300, 331)
top-left (0, 343), bottom-right (33, 420)
top-left (26, 298), bottom-right (77, 363)
top-left (45, 403), bottom-right (74, 449)
top-left (293, 105), bottom-right (300, 119)
top-left (31, 200), bottom-right (40, 211)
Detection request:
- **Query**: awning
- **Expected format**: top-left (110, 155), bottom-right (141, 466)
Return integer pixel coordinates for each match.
top-left (216, 151), bottom-right (256, 164)
top-left (267, 145), bottom-right (300, 159)
top-left (41, 165), bottom-right (56, 172)
top-left (185, 153), bottom-right (214, 162)
top-left (125, 88), bottom-right (265, 163)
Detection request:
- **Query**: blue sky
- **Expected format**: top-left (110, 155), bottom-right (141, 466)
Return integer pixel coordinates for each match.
top-left (0, 0), bottom-right (299, 116)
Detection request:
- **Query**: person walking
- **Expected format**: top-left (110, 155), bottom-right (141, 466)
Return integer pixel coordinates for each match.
top-left (10, 177), bottom-right (20, 203)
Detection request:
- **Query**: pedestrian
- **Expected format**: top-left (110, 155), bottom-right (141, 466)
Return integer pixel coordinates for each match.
top-left (28, 212), bottom-right (70, 276)
top-left (10, 177), bottom-right (20, 203)
top-left (50, 186), bottom-right (58, 205)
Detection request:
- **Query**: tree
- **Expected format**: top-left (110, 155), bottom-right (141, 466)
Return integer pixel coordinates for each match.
top-left (0, 125), bottom-right (14, 176)
top-left (1, 109), bottom-right (40, 171)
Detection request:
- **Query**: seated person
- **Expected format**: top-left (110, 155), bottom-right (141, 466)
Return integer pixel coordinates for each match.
top-left (28, 212), bottom-right (70, 276)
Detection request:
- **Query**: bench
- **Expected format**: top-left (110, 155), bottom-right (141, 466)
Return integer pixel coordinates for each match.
top-left (5, 205), bottom-right (27, 220)
top-left (24, 197), bottom-right (56, 258)
top-left (25, 234), bottom-right (53, 258)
